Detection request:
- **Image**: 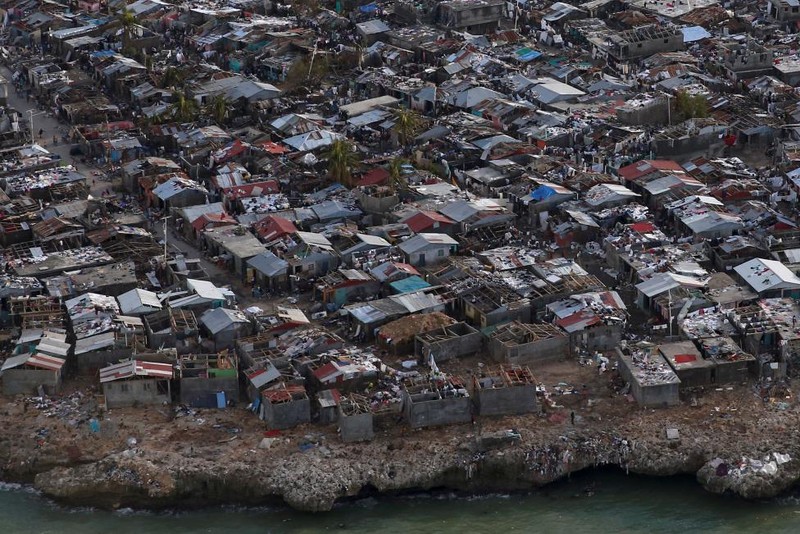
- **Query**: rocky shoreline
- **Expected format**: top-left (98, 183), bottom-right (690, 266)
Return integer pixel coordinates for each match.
top-left (11, 419), bottom-right (800, 511)
top-left (1, 379), bottom-right (797, 512)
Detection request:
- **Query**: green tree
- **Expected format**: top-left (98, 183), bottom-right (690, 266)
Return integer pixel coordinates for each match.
top-left (674, 91), bottom-right (709, 121)
top-left (118, 9), bottom-right (138, 49)
top-left (171, 91), bottom-right (199, 122)
top-left (160, 67), bottom-right (185, 89)
top-left (291, 0), bottom-right (321, 15)
top-left (388, 156), bottom-right (409, 193)
top-left (283, 55), bottom-right (330, 92)
top-left (393, 108), bottom-right (421, 148)
top-left (324, 139), bottom-right (359, 186)
top-left (207, 94), bottom-right (230, 125)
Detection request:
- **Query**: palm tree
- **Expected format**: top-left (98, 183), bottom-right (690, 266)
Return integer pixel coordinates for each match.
top-left (171, 91), bottom-right (198, 123)
top-left (118, 9), bottom-right (138, 49)
top-left (160, 67), bottom-right (182, 89)
top-left (207, 94), bottom-right (230, 125)
top-left (388, 156), bottom-right (409, 193)
top-left (393, 108), bottom-right (421, 149)
top-left (324, 139), bottom-right (359, 186)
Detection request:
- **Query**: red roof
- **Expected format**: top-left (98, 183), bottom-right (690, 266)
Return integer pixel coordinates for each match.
top-left (356, 167), bottom-right (390, 187)
top-left (556, 310), bottom-right (601, 330)
top-left (629, 222), bottom-right (655, 233)
top-left (618, 160), bottom-right (684, 181)
top-left (216, 139), bottom-right (248, 162)
top-left (222, 180), bottom-right (280, 200)
top-left (257, 141), bottom-right (291, 155)
top-left (254, 215), bottom-right (297, 240)
top-left (191, 212), bottom-right (237, 232)
top-left (404, 211), bottom-right (455, 233)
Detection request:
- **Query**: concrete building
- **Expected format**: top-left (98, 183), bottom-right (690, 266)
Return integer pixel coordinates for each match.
top-left (260, 383), bottom-right (311, 430)
top-left (437, 0), bottom-right (505, 33)
top-left (415, 322), bottom-right (482, 362)
top-left (617, 344), bottom-right (680, 407)
top-left (473, 365), bottom-right (538, 416)
top-left (697, 336), bottom-right (756, 384)
top-left (178, 353), bottom-right (239, 408)
top-left (487, 321), bottom-right (570, 365)
top-left (659, 341), bottom-right (715, 388)
top-left (606, 26), bottom-right (684, 63)
top-left (338, 394), bottom-right (375, 442)
top-left (199, 308), bottom-right (253, 351)
top-left (733, 258), bottom-right (800, 299)
top-left (767, 0), bottom-right (800, 23)
top-left (398, 233), bottom-right (459, 267)
top-left (1, 352), bottom-right (66, 395)
top-left (403, 377), bottom-right (471, 428)
top-left (317, 388), bottom-right (341, 425)
top-left (721, 41), bottom-right (774, 82)
top-left (99, 360), bottom-right (173, 409)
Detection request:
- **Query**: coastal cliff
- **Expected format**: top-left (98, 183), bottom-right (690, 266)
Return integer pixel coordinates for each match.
top-left (2, 381), bottom-right (798, 511)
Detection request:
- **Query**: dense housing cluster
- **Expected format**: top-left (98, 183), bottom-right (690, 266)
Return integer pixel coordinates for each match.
top-left (0, 0), bottom-right (800, 437)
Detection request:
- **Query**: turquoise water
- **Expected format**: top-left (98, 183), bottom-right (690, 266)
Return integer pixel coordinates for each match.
top-left (1, 470), bottom-right (799, 533)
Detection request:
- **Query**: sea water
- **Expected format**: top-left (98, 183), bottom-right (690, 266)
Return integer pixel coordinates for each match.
top-left (1, 469), bottom-right (799, 533)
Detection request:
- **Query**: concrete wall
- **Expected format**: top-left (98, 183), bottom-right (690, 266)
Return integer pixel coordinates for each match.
top-left (403, 391), bottom-right (471, 428)
top-left (488, 335), bottom-right (570, 365)
top-left (570, 325), bottom-right (623, 352)
top-left (338, 410), bottom-right (374, 442)
top-left (651, 127), bottom-right (727, 158)
top-left (103, 379), bottom-right (170, 409)
top-left (475, 384), bottom-right (537, 416)
top-left (180, 377), bottom-right (239, 407)
top-left (2, 369), bottom-right (61, 396)
top-left (713, 358), bottom-right (752, 384)
top-left (415, 324), bottom-right (482, 362)
top-left (356, 190), bottom-right (400, 218)
top-left (671, 363), bottom-right (715, 389)
top-left (617, 99), bottom-right (669, 126)
top-left (262, 398), bottom-right (311, 430)
top-left (617, 352), bottom-right (680, 408)
top-left (77, 348), bottom-right (134, 374)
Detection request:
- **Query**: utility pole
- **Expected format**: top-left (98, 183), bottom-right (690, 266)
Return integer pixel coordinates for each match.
top-left (307, 41), bottom-right (318, 80)
top-left (162, 215), bottom-right (171, 263)
top-left (26, 109), bottom-right (45, 144)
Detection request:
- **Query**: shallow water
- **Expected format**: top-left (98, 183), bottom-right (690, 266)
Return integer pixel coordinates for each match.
top-left (1, 470), bottom-right (799, 533)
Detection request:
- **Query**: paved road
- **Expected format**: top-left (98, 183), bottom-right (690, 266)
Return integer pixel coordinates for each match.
top-left (1, 64), bottom-right (108, 193)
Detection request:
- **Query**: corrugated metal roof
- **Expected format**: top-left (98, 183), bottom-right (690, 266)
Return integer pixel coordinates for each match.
top-left (27, 353), bottom-right (66, 371)
top-left (100, 360), bottom-right (174, 383)
top-left (247, 251), bottom-right (289, 277)
top-left (74, 332), bottom-right (116, 355)
top-left (636, 273), bottom-right (680, 298)
top-left (200, 308), bottom-right (249, 335)
top-left (117, 288), bottom-right (162, 314)
top-left (247, 364), bottom-right (281, 389)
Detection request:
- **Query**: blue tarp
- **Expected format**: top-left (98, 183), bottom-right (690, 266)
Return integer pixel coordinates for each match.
top-left (359, 3), bottom-right (379, 13)
top-left (515, 47), bottom-right (542, 62)
top-left (90, 49), bottom-right (116, 58)
top-left (681, 26), bottom-right (711, 43)
top-left (530, 185), bottom-right (556, 201)
top-left (389, 275), bottom-right (431, 294)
